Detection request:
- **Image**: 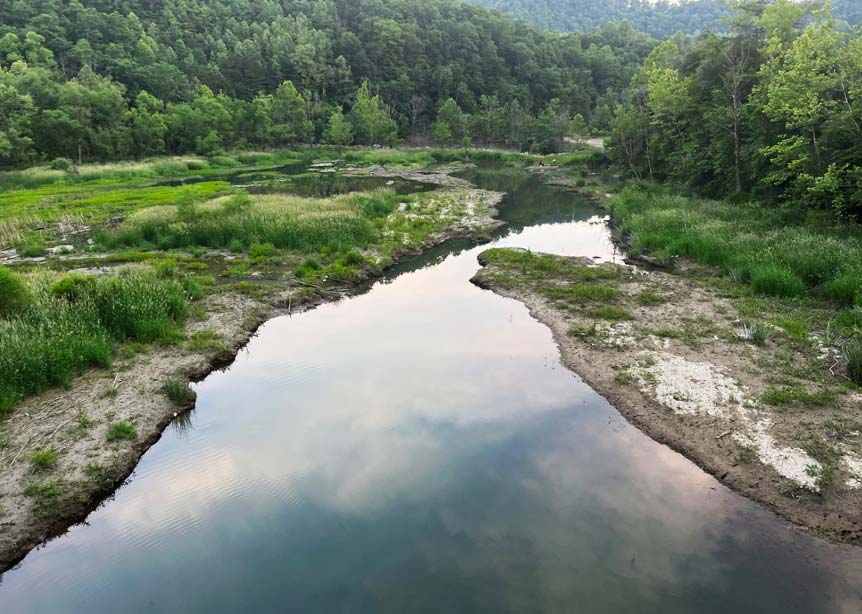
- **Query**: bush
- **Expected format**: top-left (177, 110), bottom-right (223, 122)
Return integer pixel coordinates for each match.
top-left (750, 265), bottom-right (805, 298)
top-left (0, 268), bottom-right (190, 415)
top-left (94, 271), bottom-right (188, 341)
top-left (162, 378), bottom-right (195, 406)
top-left (28, 448), bottom-right (58, 471)
top-left (185, 159), bottom-right (208, 171)
top-left (338, 249), bottom-right (365, 266)
top-left (49, 158), bottom-right (72, 171)
top-left (17, 243), bottom-right (48, 258)
top-left (106, 421), bottom-right (137, 441)
top-left (821, 272), bottom-right (862, 306)
top-left (249, 242), bottom-right (276, 258)
top-left (50, 274), bottom-right (97, 302)
top-left (0, 267), bottom-right (32, 315)
top-left (847, 340), bottom-right (862, 386)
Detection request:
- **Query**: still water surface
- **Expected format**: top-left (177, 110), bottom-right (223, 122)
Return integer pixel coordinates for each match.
top-left (1, 166), bottom-right (861, 613)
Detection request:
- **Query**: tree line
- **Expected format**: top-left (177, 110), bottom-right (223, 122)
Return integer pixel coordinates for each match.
top-left (467, 0), bottom-right (860, 38)
top-left (0, 0), bottom-right (656, 166)
top-left (607, 0), bottom-right (862, 219)
top-left (467, 0), bottom-right (728, 38)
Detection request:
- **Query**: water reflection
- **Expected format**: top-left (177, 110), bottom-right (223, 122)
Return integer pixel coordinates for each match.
top-left (1, 167), bottom-right (860, 613)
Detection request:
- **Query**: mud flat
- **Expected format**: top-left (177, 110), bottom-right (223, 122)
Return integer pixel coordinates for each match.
top-left (473, 249), bottom-right (862, 544)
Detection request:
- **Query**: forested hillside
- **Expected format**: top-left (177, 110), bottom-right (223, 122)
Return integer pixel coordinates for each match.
top-left (468, 0), bottom-right (727, 37)
top-left (467, 0), bottom-right (861, 37)
top-left (0, 0), bottom-right (655, 165)
top-left (607, 1), bottom-right (862, 218)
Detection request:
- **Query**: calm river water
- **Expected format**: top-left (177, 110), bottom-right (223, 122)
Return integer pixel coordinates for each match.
top-left (1, 165), bottom-right (860, 613)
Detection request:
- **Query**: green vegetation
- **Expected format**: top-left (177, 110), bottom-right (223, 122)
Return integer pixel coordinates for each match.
top-left (477, 249), bottom-right (641, 327)
top-left (0, 266), bottom-right (32, 313)
top-left (0, 180), bottom-right (230, 228)
top-left (469, 0), bottom-right (860, 38)
top-left (27, 448), bottom-right (57, 472)
top-left (162, 379), bottom-right (195, 406)
top-left (762, 386), bottom-right (837, 408)
top-left (636, 289), bottom-right (665, 306)
top-left (0, 0), bottom-right (657, 168)
top-left (612, 189), bottom-right (862, 304)
top-left (106, 421), bottom-right (137, 442)
top-left (23, 480), bottom-right (64, 517)
top-left (608, 2), bottom-right (862, 220)
top-left (588, 306), bottom-right (634, 321)
top-left (743, 321), bottom-right (773, 347)
top-left (99, 189), bottom-right (396, 255)
top-left (801, 439), bottom-right (840, 487)
top-left (0, 267), bottom-right (190, 416)
top-left (737, 446), bottom-right (756, 465)
top-left (847, 340), bottom-right (862, 386)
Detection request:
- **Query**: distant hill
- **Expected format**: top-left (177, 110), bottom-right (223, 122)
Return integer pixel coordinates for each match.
top-left (465, 0), bottom-right (861, 37)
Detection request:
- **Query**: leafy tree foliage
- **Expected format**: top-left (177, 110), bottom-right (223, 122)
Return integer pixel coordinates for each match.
top-left (0, 0), bottom-right (657, 165)
top-left (607, 1), bottom-right (862, 218)
top-left (467, 0), bottom-right (860, 38)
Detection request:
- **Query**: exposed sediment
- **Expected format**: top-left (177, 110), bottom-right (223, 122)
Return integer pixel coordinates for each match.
top-left (472, 250), bottom-right (862, 545)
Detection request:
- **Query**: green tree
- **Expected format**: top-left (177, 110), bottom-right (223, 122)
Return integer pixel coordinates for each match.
top-left (324, 108), bottom-right (353, 145)
top-left (432, 98), bottom-right (468, 147)
top-left (348, 81), bottom-right (397, 146)
top-left (270, 80), bottom-right (313, 144)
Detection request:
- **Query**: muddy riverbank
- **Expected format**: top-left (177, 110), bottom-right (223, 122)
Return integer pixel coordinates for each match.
top-left (472, 249), bottom-right (862, 545)
top-left (0, 167), bottom-right (504, 571)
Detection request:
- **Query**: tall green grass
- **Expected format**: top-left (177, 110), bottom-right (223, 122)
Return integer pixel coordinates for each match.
top-left (611, 188), bottom-right (862, 304)
top-left (0, 267), bottom-right (190, 415)
top-left (98, 189), bottom-right (402, 254)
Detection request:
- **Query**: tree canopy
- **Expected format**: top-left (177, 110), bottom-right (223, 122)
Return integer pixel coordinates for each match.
top-left (0, 0), bottom-right (657, 165)
top-left (466, 0), bottom-right (861, 38)
top-left (607, 0), bottom-right (862, 219)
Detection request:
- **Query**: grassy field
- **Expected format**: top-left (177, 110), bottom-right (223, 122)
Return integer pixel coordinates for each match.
top-left (0, 266), bottom-right (192, 415)
top-left (0, 147), bottom-right (512, 416)
top-left (611, 187), bottom-right (862, 306)
top-left (600, 186), bottom-right (862, 386)
top-left (0, 147), bottom-right (537, 250)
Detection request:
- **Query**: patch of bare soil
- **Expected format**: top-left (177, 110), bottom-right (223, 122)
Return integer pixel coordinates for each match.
top-left (472, 251), bottom-right (862, 545)
top-left (0, 168), bottom-right (504, 571)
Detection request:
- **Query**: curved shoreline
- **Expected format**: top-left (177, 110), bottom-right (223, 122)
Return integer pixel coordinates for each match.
top-left (471, 252), bottom-right (862, 546)
top-left (0, 169), bottom-right (505, 572)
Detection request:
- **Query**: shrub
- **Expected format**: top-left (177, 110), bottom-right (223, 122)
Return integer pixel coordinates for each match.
top-left (28, 448), bottom-right (58, 471)
top-left (49, 158), bottom-right (72, 171)
top-left (50, 274), bottom-right (97, 302)
top-left (821, 272), bottom-right (862, 306)
top-left (249, 242), bottom-right (276, 258)
top-left (299, 257), bottom-right (321, 275)
top-left (17, 243), bottom-right (47, 258)
top-left (106, 421), bottom-right (137, 441)
top-left (742, 321), bottom-right (773, 346)
top-left (339, 249), bottom-right (365, 266)
top-left (162, 378), bottom-right (195, 406)
top-left (750, 265), bottom-right (805, 298)
top-left (94, 271), bottom-right (188, 342)
top-left (0, 267), bottom-right (32, 315)
top-left (0, 268), bottom-right (190, 415)
top-left (228, 238), bottom-right (244, 253)
top-left (636, 289), bottom-right (665, 306)
top-left (847, 340), bottom-right (862, 386)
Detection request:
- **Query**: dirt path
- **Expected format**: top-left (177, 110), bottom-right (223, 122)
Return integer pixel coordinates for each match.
top-left (0, 169), bottom-right (504, 571)
top-left (472, 250), bottom-right (862, 545)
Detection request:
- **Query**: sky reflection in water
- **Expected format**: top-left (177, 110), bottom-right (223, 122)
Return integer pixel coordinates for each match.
top-left (2, 168), bottom-right (861, 614)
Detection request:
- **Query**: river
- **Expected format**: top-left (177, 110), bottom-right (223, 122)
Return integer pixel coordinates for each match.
top-left (1, 165), bottom-right (860, 613)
